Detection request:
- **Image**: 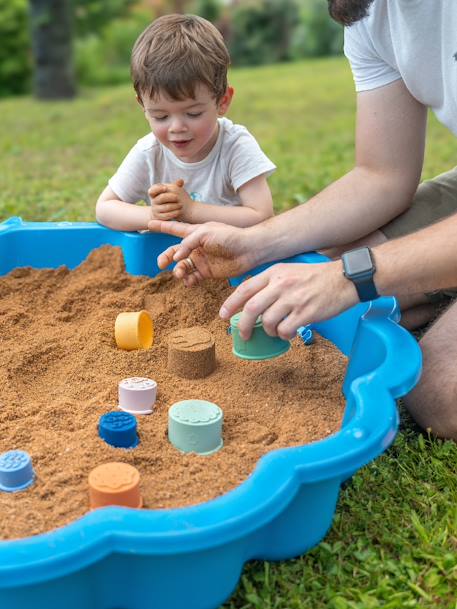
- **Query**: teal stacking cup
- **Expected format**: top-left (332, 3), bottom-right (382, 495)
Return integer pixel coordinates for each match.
top-left (168, 400), bottom-right (223, 455)
top-left (230, 313), bottom-right (290, 360)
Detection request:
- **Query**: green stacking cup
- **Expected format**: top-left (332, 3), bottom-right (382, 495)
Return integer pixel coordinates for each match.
top-left (230, 313), bottom-right (290, 360)
top-left (168, 400), bottom-right (223, 455)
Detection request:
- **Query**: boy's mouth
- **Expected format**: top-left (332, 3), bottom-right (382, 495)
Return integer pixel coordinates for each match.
top-left (170, 139), bottom-right (192, 148)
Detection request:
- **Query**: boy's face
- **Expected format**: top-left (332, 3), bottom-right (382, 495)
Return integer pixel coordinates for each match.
top-left (140, 85), bottom-right (233, 163)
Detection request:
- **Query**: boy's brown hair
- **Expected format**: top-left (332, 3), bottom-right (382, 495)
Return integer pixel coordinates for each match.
top-left (131, 14), bottom-right (230, 103)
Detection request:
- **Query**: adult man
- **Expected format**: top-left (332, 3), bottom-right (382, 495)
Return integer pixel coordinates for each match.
top-left (149, 0), bottom-right (457, 440)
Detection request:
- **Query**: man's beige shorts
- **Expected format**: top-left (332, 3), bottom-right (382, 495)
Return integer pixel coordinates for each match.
top-left (381, 166), bottom-right (457, 239)
top-left (380, 166), bottom-right (457, 300)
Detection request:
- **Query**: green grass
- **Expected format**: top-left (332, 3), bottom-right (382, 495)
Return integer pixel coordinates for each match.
top-left (1, 58), bottom-right (456, 607)
top-left (2, 57), bottom-right (456, 220)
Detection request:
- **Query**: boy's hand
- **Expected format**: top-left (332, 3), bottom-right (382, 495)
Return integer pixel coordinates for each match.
top-left (148, 178), bottom-right (195, 222)
top-left (148, 179), bottom-right (183, 221)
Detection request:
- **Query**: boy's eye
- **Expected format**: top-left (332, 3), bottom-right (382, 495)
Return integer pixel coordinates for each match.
top-left (153, 115), bottom-right (168, 121)
top-left (187, 112), bottom-right (203, 118)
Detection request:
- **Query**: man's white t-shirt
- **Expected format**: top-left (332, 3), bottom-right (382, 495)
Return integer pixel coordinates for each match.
top-left (344, 0), bottom-right (457, 136)
top-left (109, 117), bottom-right (276, 207)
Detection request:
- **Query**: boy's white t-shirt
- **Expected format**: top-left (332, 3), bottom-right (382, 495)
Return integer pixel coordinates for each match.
top-left (344, 0), bottom-right (457, 136)
top-left (109, 117), bottom-right (276, 206)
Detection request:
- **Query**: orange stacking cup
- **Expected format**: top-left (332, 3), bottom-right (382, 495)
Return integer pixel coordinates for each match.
top-left (114, 310), bottom-right (153, 350)
top-left (88, 462), bottom-right (143, 509)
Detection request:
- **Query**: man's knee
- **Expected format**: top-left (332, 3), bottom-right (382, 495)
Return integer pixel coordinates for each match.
top-left (404, 387), bottom-right (457, 440)
top-left (403, 334), bottom-right (457, 440)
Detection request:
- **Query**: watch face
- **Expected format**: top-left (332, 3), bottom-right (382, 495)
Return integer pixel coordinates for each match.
top-left (343, 247), bottom-right (373, 276)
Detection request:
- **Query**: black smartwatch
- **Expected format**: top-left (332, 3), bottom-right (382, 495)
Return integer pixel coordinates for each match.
top-left (341, 246), bottom-right (379, 302)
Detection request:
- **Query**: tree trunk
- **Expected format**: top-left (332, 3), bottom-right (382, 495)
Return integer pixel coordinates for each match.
top-left (29, 0), bottom-right (76, 99)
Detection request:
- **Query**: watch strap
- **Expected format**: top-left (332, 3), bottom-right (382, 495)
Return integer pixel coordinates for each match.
top-left (353, 272), bottom-right (379, 302)
top-left (341, 247), bottom-right (379, 303)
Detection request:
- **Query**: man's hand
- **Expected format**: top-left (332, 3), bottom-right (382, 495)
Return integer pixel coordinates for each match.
top-left (148, 219), bottom-right (258, 287)
top-left (219, 261), bottom-right (358, 340)
top-left (148, 178), bottom-right (194, 221)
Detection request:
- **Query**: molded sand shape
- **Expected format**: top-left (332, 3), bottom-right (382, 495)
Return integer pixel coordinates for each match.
top-left (167, 326), bottom-right (216, 379)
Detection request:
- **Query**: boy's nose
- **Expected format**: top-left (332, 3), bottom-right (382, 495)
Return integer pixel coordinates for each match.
top-left (169, 117), bottom-right (187, 132)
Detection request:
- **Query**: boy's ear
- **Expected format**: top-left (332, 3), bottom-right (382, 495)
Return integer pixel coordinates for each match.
top-left (217, 86), bottom-right (234, 116)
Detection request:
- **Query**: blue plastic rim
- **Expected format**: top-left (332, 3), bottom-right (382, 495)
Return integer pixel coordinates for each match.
top-left (99, 412), bottom-right (139, 449)
top-left (0, 219), bottom-right (422, 609)
top-left (0, 450), bottom-right (35, 493)
top-left (297, 324), bottom-right (314, 345)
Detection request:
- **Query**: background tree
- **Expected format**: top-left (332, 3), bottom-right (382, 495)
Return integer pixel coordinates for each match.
top-left (29, 0), bottom-right (76, 99)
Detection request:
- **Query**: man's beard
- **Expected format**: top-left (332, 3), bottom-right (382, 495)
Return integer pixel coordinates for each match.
top-left (327, 0), bottom-right (375, 25)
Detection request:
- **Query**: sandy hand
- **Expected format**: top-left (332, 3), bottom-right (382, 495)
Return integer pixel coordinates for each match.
top-left (148, 220), bottom-right (255, 286)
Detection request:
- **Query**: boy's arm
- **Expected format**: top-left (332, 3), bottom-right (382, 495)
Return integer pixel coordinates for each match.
top-left (96, 186), bottom-right (152, 231)
top-left (152, 175), bottom-right (274, 228)
top-left (185, 174), bottom-right (273, 227)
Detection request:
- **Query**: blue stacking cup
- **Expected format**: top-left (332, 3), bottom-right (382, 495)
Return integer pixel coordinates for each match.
top-left (0, 450), bottom-right (35, 492)
top-left (99, 412), bottom-right (139, 449)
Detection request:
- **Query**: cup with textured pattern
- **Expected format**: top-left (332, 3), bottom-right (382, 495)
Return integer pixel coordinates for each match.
top-left (118, 377), bottom-right (157, 415)
top-left (88, 462), bottom-right (142, 509)
top-left (99, 412), bottom-right (139, 448)
top-left (168, 400), bottom-right (223, 455)
top-left (0, 450), bottom-right (35, 492)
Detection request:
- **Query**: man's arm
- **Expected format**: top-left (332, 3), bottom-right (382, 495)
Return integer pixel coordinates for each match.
top-left (374, 214), bottom-right (457, 297)
top-left (96, 186), bottom-right (151, 231)
top-left (219, 212), bottom-right (457, 340)
top-left (242, 79), bottom-right (427, 262)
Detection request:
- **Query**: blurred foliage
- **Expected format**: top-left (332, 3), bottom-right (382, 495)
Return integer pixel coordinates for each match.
top-left (229, 0), bottom-right (299, 66)
top-left (74, 0), bottom-right (135, 37)
top-left (75, 7), bottom-right (152, 87)
top-left (291, 0), bottom-right (344, 58)
top-left (189, 0), bottom-right (221, 23)
top-left (0, 0), bottom-right (344, 97)
top-left (0, 0), bottom-right (31, 97)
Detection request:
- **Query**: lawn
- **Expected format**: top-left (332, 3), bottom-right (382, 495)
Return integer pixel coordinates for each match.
top-left (1, 57), bottom-right (456, 608)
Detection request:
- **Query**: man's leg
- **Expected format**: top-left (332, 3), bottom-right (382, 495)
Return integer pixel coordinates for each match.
top-left (404, 299), bottom-right (457, 440)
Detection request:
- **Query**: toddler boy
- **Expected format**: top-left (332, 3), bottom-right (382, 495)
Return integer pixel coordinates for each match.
top-left (96, 14), bottom-right (276, 231)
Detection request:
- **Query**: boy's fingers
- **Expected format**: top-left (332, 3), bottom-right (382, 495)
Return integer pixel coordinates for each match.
top-left (148, 184), bottom-right (167, 197)
top-left (154, 210), bottom-right (181, 221)
top-left (153, 193), bottom-right (180, 205)
top-left (152, 202), bottom-right (182, 213)
top-left (175, 178), bottom-right (185, 188)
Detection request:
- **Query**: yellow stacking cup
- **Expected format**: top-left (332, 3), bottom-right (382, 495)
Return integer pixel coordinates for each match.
top-left (115, 310), bottom-right (154, 350)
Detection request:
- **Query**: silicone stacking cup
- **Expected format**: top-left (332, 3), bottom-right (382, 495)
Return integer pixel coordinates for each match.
top-left (88, 462), bottom-right (142, 509)
top-left (118, 377), bottom-right (157, 415)
top-left (168, 400), bottom-right (223, 456)
top-left (0, 450), bottom-right (35, 492)
top-left (230, 313), bottom-right (290, 360)
top-left (99, 412), bottom-right (139, 448)
top-left (115, 310), bottom-right (153, 350)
